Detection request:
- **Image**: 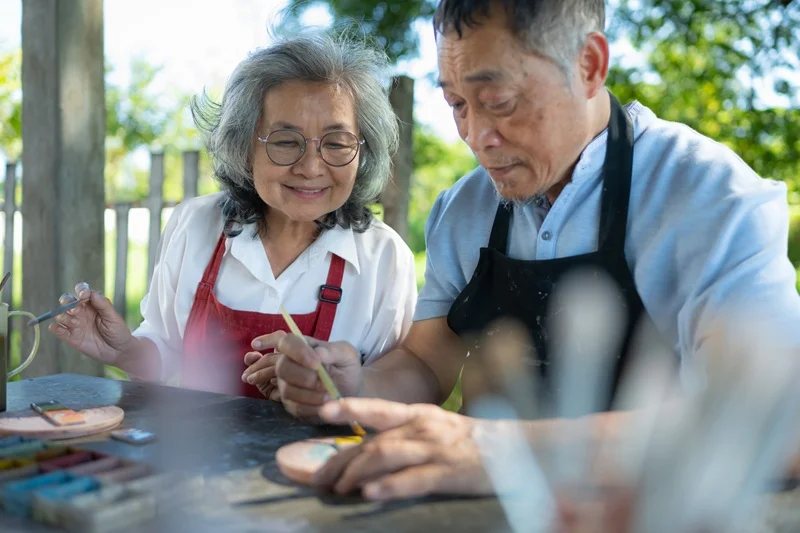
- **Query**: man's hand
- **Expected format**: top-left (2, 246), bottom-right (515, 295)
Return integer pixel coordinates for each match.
top-left (313, 398), bottom-right (493, 500)
top-left (262, 331), bottom-right (362, 420)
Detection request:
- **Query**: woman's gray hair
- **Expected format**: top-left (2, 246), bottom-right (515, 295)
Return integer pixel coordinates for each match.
top-left (191, 30), bottom-right (399, 237)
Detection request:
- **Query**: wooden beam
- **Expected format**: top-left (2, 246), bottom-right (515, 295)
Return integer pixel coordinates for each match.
top-left (21, 0), bottom-right (60, 377)
top-left (113, 204), bottom-right (130, 321)
top-left (183, 151), bottom-right (200, 200)
top-left (2, 163), bottom-right (15, 377)
top-left (21, 0), bottom-right (105, 377)
top-left (383, 75), bottom-right (414, 242)
top-left (147, 153), bottom-right (165, 282)
top-left (3, 163), bottom-right (16, 306)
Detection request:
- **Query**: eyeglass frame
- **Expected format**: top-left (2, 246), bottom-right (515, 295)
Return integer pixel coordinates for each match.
top-left (256, 129), bottom-right (366, 167)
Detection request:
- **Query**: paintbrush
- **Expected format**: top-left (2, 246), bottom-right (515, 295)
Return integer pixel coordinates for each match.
top-left (27, 297), bottom-right (90, 327)
top-left (279, 306), bottom-right (366, 437)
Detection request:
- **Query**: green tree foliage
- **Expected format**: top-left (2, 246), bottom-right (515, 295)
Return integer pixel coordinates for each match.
top-left (409, 125), bottom-right (477, 253)
top-left (284, 0), bottom-right (435, 63)
top-left (105, 57), bottom-right (174, 201)
top-left (608, 0), bottom-right (800, 194)
top-left (0, 49), bottom-right (200, 203)
top-left (0, 48), bottom-right (22, 161)
top-left (283, 0), bottom-right (800, 196)
top-left (610, 0), bottom-right (799, 93)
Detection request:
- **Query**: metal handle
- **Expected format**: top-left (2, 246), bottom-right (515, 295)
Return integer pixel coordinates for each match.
top-left (6, 311), bottom-right (41, 379)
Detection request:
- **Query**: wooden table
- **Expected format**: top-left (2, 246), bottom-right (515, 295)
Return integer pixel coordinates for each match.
top-left (3, 374), bottom-right (800, 533)
top-left (2, 374), bottom-right (511, 533)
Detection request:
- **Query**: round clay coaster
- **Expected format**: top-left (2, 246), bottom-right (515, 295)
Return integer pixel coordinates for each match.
top-left (0, 405), bottom-right (124, 440)
top-left (276, 436), bottom-right (362, 485)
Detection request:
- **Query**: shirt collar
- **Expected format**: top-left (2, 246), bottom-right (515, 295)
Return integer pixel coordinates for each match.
top-left (309, 224), bottom-right (360, 275)
top-left (571, 100), bottom-right (653, 185)
top-left (227, 222), bottom-right (360, 283)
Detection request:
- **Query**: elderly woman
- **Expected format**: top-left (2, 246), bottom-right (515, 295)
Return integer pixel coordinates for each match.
top-left (49, 32), bottom-right (417, 400)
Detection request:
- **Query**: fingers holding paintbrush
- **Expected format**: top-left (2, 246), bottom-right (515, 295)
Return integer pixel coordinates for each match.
top-left (279, 306), bottom-right (366, 437)
top-left (28, 282), bottom-right (95, 327)
top-left (28, 295), bottom-right (91, 327)
top-left (36, 282), bottom-right (134, 367)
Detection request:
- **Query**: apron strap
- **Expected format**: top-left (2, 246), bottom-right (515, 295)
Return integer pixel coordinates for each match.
top-left (598, 93), bottom-right (635, 254)
top-left (488, 202), bottom-right (513, 254)
top-left (200, 233), bottom-right (228, 288)
top-left (312, 254), bottom-right (346, 341)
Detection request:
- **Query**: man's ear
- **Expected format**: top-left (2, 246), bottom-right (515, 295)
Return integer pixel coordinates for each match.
top-left (577, 32), bottom-right (610, 99)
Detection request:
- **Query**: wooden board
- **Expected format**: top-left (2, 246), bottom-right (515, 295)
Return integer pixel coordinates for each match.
top-left (0, 406), bottom-right (124, 440)
top-left (276, 437), bottom-right (361, 486)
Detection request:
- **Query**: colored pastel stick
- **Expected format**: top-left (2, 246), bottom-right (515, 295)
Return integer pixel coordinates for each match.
top-left (0, 436), bottom-right (30, 449)
top-left (63, 489), bottom-right (157, 533)
top-left (0, 440), bottom-right (47, 459)
top-left (32, 477), bottom-right (100, 524)
top-left (39, 451), bottom-right (97, 472)
top-left (1, 470), bottom-right (70, 517)
top-left (0, 463), bottom-right (39, 484)
top-left (67, 456), bottom-right (121, 476)
top-left (0, 457), bottom-right (34, 471)
top-left (94, 462), bottom-right (152, 485)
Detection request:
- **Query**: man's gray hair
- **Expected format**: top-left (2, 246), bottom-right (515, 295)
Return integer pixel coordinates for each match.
top-left (434, 0), bottom-right (605, 75)
top-left (191, 30), bottom-right (399, 236)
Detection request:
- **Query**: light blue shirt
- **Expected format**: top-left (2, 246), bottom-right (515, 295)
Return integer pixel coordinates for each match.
top-left (416, 102), bottom-right (800, 367)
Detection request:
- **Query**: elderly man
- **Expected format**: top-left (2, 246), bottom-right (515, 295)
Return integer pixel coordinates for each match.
top-left (262, 0), bottom-right (800, 500)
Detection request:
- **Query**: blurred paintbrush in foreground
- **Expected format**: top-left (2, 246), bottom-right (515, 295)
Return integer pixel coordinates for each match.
top-left (466, 271), bottom-right (800, 533)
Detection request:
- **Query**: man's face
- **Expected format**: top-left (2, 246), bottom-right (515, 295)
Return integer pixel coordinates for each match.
top-left (437, 12), bottom-right (591, 201)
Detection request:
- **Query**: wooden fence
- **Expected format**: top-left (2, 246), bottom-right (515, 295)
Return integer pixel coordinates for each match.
top-left (2, 150), bottom-right (200, 327)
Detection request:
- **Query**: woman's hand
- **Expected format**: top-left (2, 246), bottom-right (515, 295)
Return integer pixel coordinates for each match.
top-left (242, 349), bottom-right (282, 402)
top-left (49, 282), bottom-right (136, 367)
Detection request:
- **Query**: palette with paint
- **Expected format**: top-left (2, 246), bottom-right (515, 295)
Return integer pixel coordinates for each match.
top-left (276, 436), bottom-right (363, 485)
top-left (0, 435), bottom-right (205, 532)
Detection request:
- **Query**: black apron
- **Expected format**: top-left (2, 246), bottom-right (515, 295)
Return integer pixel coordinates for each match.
top-left (447, 94), bottom-right (644, 414)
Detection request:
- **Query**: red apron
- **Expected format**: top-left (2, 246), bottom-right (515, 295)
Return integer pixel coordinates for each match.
top-left (181, 233), bottom-right (345, 398)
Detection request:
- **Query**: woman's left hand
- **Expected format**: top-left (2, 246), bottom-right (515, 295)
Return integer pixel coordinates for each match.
top-left (242, 351), bottom-right (282, 402)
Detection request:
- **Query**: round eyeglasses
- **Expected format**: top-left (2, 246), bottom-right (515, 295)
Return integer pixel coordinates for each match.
top-left (257, 130), bottom-right (365, 167)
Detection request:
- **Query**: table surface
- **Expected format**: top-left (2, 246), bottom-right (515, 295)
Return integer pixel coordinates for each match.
top-left (3, 374), bottom-right (800, 533)
top-left (2, 374), bottom-right (512, 533)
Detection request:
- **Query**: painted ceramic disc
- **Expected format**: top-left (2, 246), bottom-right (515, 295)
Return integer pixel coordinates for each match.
top-left (276, 436), bottom-right (361, 485)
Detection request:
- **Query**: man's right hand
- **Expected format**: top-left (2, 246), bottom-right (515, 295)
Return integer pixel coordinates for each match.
top-left (259, 331), bottom-right (363, 421)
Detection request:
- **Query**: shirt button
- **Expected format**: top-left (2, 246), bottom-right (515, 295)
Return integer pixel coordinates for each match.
top-left (534, 197), bottom-right (544, 207)
top-left (541, 231), bottom-right (552, 241)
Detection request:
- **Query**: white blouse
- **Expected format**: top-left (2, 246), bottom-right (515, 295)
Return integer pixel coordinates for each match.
top-left (133, 192), bottom-right (418, 382)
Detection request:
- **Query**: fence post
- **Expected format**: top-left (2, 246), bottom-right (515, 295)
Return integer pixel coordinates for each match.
top-left (147, 153), bottom-right (165, 282)
top-left (183, 150), bottom-right (199, 200)
top-left (114, 204), bottom-right (130, 320)
top-left (3, 163), bottom-right (16, 306)
top-left (21, 0), bottom-right (105, 377)
top-left (3, 162), bottom-right (16, 365)
top-left (383, 75), bottom-right (414, 242)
